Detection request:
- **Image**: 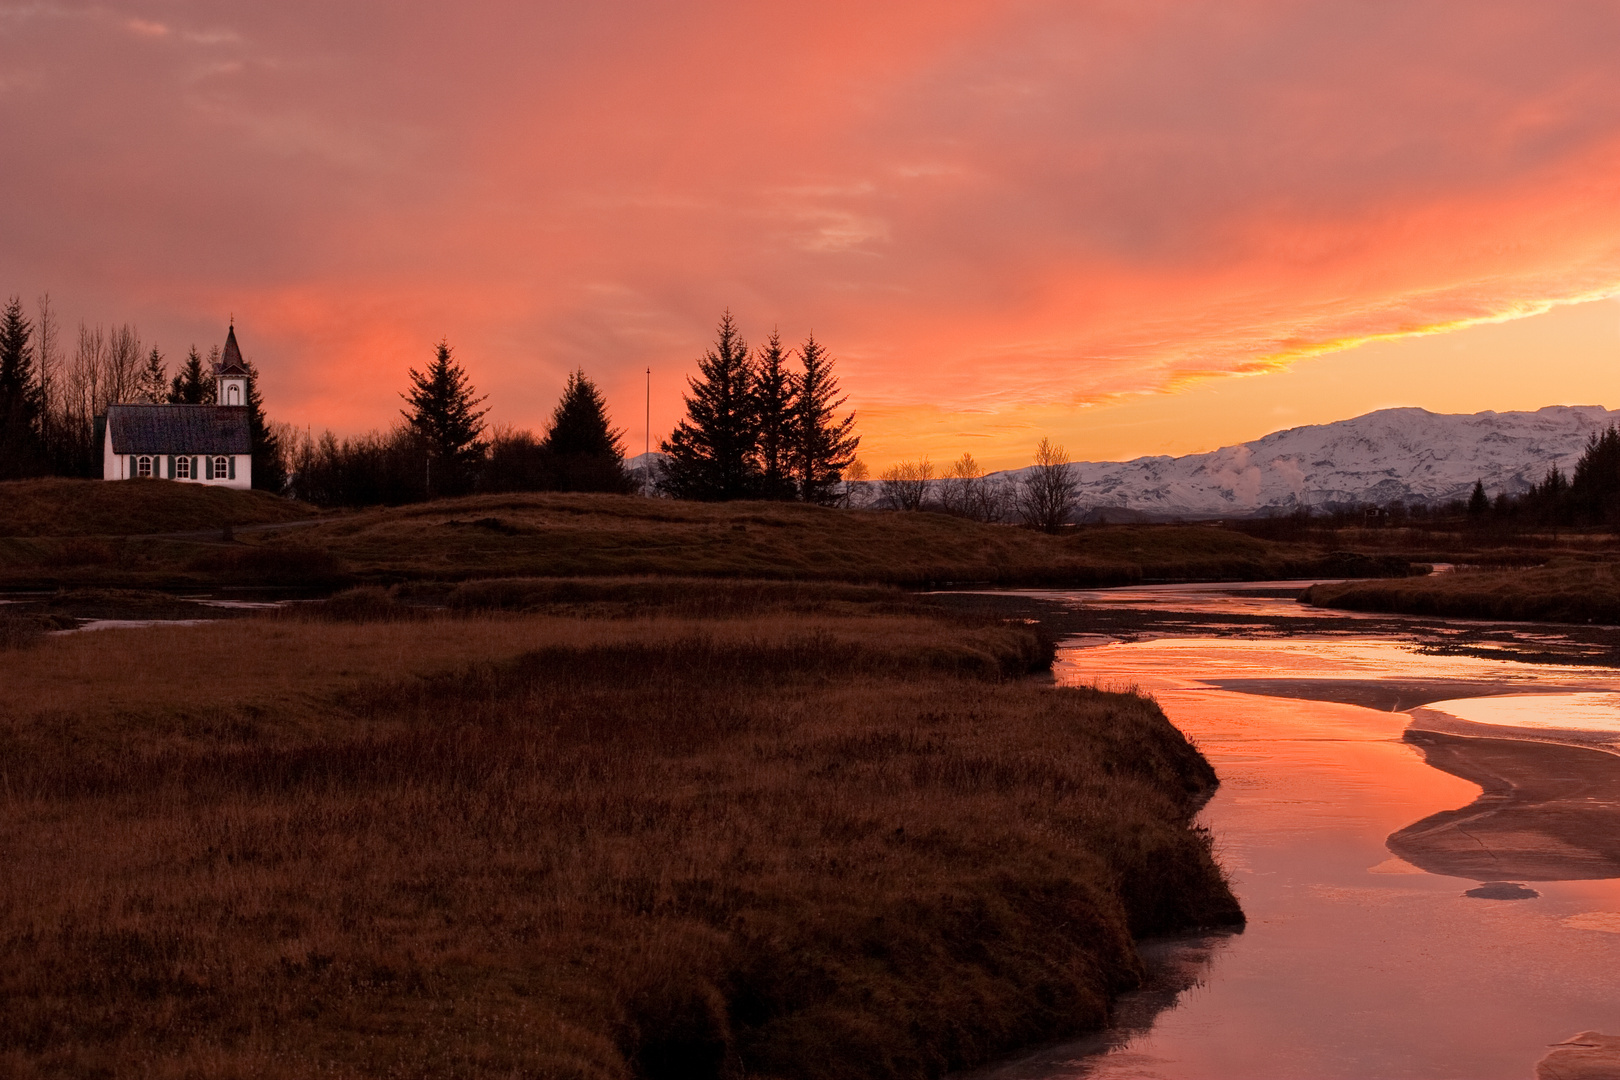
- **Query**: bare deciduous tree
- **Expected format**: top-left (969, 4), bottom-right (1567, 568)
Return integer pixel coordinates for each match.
top-left (54, 321), bottom-right (145, 471)
top-left (66, 322), bottom-right (107, 443)
top-left (981, 476), bottom-right (1018, 523)
top-left (840, 456), bottom-right (872, 507)
top-left (879, 457), bottom-right (933, 511)
top-left (939, 452), bottom-right (979, 517)
top-left (1017, 437), bottom-right (1079, 533)
top-left (35, 294), bottom-right (59, 454)
top-left (105, 324), bottom-right (143, 406)
top-left (937, 452), bottom-right (1018, 522)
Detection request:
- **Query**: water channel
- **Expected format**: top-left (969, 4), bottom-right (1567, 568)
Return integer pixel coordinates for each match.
top-left (965, 583), bottom-right (1620, 1080)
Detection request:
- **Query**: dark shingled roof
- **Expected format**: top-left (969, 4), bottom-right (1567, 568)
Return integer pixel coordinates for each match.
top-left (218, 324), bottom-right (250, 376)
top-left (106, 405), bottom-right (251, 455)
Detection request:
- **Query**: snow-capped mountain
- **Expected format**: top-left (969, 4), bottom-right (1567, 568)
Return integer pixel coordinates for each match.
top-left (627, 405), bottom-right (1620, 518)
top-left (1000, 405), bottom-right (1620, 518)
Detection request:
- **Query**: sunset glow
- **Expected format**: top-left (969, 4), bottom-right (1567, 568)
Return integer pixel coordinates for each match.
top-left (5, 2), bottom-right (1620, 467)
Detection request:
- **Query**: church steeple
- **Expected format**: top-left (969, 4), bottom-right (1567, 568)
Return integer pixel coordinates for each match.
top-left (215, 322), bottom-right (250, 407)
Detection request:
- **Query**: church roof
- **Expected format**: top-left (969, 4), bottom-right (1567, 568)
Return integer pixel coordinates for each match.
top-left (217, 324), bottom-right (250, 377)
top-left (105, 404), bottom-right (251, 455)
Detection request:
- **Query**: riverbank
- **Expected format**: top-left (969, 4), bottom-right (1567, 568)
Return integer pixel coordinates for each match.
top-left (1024, 594), bottom-right (1620, 1079)
top-left (1302, 560), bottom-right (1620, 625)
top-left (0, 584), bottom-right (1241, 1079)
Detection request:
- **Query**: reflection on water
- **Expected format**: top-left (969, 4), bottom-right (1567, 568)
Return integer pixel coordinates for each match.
top-left (1064, 635), bottom-right (1614, 689)
top-left (1029, 581), bottom-right (1357, 622)
top-left (971, 585), bottom-right (1620, 1080)
top-left (52, 618), bottom-right (219, 634)
top-left (1425, 692), bottom-right (1620, 738)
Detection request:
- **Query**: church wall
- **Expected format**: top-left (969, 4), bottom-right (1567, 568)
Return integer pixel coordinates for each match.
top-left (101, 425), bottom-right (122, 480)
top-left (102, 440), bottom-right (253, 490)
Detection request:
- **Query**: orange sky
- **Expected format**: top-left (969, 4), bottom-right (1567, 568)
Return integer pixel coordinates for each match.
top-left (5, 1), bottom-right (1620, 469)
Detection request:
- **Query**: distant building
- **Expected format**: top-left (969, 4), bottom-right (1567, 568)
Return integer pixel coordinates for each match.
top-left (100, 324), bottom-right (253, 489)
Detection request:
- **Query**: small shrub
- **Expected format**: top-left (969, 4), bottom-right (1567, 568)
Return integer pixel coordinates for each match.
top-left (284, 587), bottom-right (428, 623)
top-left (189, 543), bottom-right (349, 586)
top-left (0, 613), bottom-right (44, 650)
top-left (40, 538), bottom-right (120, 568)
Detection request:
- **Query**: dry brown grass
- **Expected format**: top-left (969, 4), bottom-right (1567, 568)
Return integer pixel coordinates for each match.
top-left (1303, 559), bottom-right (1620, 624)
top-left (1, 487), bottom-right (1425, 591)
top-left (0, 597), bottom-right (1237, 1079)
top-left (295, 494), bottom-right (1356, 586)
top-left (0, 612), bottom-right (44, 650)
top-left (0, 477), bottom-right (315, 537)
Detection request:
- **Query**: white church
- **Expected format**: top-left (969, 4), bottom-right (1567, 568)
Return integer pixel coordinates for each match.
top-left (101, 324), bottom-right (254, 489)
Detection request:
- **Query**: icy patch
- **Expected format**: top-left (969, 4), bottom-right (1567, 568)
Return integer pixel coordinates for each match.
top-left (1423, 693), bottom-right (1620, 736)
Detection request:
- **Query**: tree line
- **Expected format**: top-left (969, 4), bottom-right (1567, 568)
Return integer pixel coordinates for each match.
top-left (0, 290), bottom-right (638, 505)
top-left (657, 312), bottom-right (859, 504)
top-left (869, 438), bottom-right (1081, 532)
top-left (2, 292), bottom-right (1090, 525)
top-left (1463, 425), bottom-right (1620, 529)
top-left (289, 312), bottom-right (866, 508)
top-left (0, 295), bottom-right (282, 488)
top-left (287, 343), bottom-right (638, 506)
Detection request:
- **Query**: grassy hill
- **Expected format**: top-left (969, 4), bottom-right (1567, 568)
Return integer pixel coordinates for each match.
top-left (0, 477), bottom-right (316, 537)
top-left (208, 492), bottom-right (1411, 588)
top-left (0, 486), bottom-right (1419, 590)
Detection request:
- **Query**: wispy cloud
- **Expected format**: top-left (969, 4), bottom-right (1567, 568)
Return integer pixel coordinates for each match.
top-left (4, 1), bottom-right (1620, 463)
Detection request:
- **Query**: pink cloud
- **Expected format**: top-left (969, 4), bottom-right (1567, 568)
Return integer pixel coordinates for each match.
top-left (4, 1), bottom-right (1620, 463)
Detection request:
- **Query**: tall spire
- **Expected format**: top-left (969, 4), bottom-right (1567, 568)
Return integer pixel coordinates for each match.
top-left (218, 322), bottom-right (248, 375)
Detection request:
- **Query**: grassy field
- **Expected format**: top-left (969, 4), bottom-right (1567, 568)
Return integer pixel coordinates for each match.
top-left (0, 586), bottom-right (1239, 1079)
top-left (1303, 560), bottom-right (1620, 624)
top-left (0, 481), bottom-right (1417, 591)
top-left (1242, 521), bottom-right (1620, 567)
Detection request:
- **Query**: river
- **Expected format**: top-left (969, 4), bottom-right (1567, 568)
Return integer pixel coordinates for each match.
top-left (965, 583), bottom-right (1620, 1080)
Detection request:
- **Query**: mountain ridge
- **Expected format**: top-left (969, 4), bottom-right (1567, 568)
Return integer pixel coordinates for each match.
top-left (630, 405), bottom-right (1620, 519)
top-left (996, 404), bottom-right (1620, 518)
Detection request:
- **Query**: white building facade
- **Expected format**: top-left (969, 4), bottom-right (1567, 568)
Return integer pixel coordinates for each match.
top-left (99, 324), bottom-right (255, 490)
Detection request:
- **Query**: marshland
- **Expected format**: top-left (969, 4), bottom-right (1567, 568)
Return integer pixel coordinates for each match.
top-left (10, 479), bottom-right (1620, 1079)
top-left (0, 481), bottom-right (1256, 1079)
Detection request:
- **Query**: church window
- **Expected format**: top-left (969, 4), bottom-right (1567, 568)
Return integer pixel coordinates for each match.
top-left (214, 456), bottom-right (229, 479)
top-left (137, 456), bottom-right (152, 478)
top-left (175, 456), bottom-right (191, 479)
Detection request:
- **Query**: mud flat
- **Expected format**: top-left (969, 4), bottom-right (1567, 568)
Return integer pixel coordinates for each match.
top-left (1395, 701), bottom-right (1620, 882)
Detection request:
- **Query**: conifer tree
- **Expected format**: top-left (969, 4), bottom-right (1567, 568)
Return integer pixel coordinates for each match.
top-left (659, 311), bottom-right (760, 501)
top-left (241, 358), bottom-right (285, 493)
top-left (1467, 479), bottom-right (1489, 518)
top-left (0, 295), bottom-right (44, 478)
top-left (1570, 424), bottom-right (1620, 524)
top-left (401, 340), bottom-right (488, 498)
top-left (791, 332), bottom-right (859, 505)
top-left (540, 369), bottom-right (631, 492)
top-left (752, 330), bottom-right (797, 500)
top-left (138, 348), bottom-right (167, 404)
top-left (167, 346), bottom-right (214, 403)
